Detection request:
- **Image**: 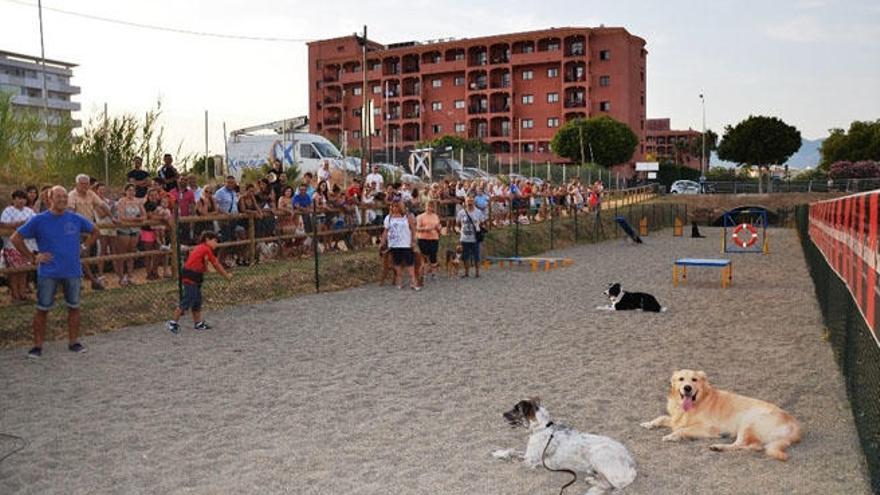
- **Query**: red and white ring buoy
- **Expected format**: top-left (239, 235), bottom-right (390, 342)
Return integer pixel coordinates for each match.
top-left (731, 223), bottom-right (759, 248)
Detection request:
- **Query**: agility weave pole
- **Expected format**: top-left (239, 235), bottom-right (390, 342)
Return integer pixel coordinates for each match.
top-left (484, 256), bottom-right (574, 272)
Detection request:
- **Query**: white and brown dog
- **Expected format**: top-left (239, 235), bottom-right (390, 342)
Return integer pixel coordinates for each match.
top-left (493, 398), bottom-right (637, 495)
top-left (641, 369), bottom-right (802, 461)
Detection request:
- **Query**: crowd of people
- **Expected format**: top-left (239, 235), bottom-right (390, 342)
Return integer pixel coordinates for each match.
top-left (0, 155), bottom-right (610, 356)
top-left (2, 158), bottom-right (608, 294)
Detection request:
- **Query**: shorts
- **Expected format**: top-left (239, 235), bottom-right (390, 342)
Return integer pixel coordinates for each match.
top-left (178, 282), bottom-right (203, 312)
top-left (417, 239), bottom-right (439, 264)
top-left (461, 242), bottom-right (480, 263)
top-left (117, 227), bottom-right (139, 236)
top-left (36, 276), bottom-right (82, 311)
top-left (390, 247), bottom-right (414, 267)
top-left (2, 247), bottom-right (30, 268)
top-left (140, 229), bottom-right (157, 244)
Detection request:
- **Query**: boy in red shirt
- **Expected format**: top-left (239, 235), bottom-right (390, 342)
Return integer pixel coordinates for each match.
top-left (166, 231), bottom-right (232, 334)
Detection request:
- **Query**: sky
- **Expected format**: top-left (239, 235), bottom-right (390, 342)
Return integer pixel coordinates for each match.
top-left (2, 0), bottom-right (879, 163)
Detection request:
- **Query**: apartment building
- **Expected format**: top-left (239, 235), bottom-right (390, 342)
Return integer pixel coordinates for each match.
top-left (645, 118), bottom-right (702, 171)
top-left (0, 50), bottom-right (81, 131)
top-left (308, 27), bottom-right (646, 172)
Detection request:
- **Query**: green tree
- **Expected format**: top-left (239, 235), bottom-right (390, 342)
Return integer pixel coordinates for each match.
top-left (688, 129), bottom-right (719, 168)
top-left (819, 120), bottom-right (880, 169)
top-left (717, 115), bottom-right (801, 193)
top-left (550, 116), bottom-right (638, 167)
top-left (0, 91), bottom-right (40, 179)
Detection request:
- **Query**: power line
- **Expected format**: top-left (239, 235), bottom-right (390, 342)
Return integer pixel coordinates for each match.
top-left (4, 0), bottom-right (313, 43)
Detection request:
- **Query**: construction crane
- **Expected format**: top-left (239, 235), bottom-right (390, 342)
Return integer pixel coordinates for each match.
top-left (230, 116), bottom-right (309, 136)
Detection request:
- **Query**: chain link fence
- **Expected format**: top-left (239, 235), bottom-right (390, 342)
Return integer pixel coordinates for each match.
top-left (0, 185), bottom-right (666, 347)
top-left (795, 204), bottom-right (879, 492)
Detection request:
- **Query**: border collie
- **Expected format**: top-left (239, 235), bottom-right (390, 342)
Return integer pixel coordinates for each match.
top-left (599, 283), bottom-right (665, 312)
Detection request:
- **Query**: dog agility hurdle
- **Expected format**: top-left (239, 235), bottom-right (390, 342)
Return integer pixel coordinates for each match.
top-left (484, 256), bottom-right (574, 272)
top-left (673, 258), bottom-right (733, 289)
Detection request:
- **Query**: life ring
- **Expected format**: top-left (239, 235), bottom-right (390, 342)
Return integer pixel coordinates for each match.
top-left (731, 223), bottom-right (758, 248)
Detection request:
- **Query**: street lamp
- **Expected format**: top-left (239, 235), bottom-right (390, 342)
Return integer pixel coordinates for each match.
top-left (699, 93), bottom-right (706, 192)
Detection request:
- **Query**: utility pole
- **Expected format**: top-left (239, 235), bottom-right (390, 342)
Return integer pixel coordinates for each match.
top-left (37, 0), bottom-right (50, 159)
top-left (360, 25), bottom-right (368, 177)
top-left (700, 93), bottom-right (706, 178)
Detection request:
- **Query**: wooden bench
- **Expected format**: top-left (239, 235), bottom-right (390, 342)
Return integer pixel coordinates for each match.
top-left (673, 258), bottom-right (733, 288)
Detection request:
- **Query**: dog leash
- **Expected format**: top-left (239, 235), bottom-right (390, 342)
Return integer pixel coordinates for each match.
top-left (540, 422), bottom-right (577, 495)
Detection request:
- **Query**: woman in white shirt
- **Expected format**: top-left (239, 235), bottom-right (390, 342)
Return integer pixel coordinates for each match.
top-left (381, 200), bottom-right (420, 291)
top-left (1, 190), bottom-right (37, 302)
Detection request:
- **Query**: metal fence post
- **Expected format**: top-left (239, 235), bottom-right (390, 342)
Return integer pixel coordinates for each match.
top-left (513, 197), bottom-right (519, 257)
top-left (549, 204), bottom-right (555, 250)
top-left (312, 202), bottom-right (320, 292)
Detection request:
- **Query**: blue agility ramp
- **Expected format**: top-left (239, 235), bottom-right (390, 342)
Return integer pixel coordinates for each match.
top-left (615, 216), bottom-right (643, 244)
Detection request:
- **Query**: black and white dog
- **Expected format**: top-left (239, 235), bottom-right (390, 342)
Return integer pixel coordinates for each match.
top-left (598, 283), bottom-right (665, 312)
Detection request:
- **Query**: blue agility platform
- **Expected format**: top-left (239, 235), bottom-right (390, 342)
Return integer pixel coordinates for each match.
top-left (673, 258), bottom-right (733, 288)
top-left (615, 216), bottom-right (643, 244)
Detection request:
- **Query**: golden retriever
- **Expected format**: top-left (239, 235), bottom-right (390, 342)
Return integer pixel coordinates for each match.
top-left (640, 369), bottom-right (802, 461)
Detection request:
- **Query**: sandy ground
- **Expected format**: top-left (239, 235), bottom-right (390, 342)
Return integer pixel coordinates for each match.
top-left (0, 227), bottom-right (871, 495)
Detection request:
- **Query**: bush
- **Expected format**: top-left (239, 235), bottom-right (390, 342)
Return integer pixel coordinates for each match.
top-left (829, 160), bottom-right (880, 179)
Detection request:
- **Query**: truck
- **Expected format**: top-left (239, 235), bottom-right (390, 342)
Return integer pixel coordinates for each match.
top-left (225, 117), bottom-right (355, 179)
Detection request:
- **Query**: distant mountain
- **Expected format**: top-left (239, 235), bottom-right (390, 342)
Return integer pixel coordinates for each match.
top-left (709, 138), bottom-right (824, 169)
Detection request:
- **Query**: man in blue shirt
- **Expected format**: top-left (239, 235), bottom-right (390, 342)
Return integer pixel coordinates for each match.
top-left (292, 183), bottom-right (313, 232)
top-left (214, 175), bottom-right (239, 243)
top-left (12, 186), bottom-right (98, 358)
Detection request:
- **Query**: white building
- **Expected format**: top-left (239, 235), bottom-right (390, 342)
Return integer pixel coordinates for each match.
top-left (0, 49), bottom-right (81, 130)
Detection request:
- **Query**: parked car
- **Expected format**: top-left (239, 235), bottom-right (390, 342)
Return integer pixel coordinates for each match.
top-left (670, 180), bottom-right (702, 194)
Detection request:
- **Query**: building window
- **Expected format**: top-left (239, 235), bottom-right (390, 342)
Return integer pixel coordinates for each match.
top-left (599, 50), bottom-right (611, 61)
top-left (521, 119), bottom-right (534, 129)
top-left (454, 76), bottom-right (465, 86)
top-left (522, 70), bottom-right (533, 80)
top-left (547, 117), bottom-right (559, 128)
top-left (432, 101), bottom-right (442, 111)
top-left (432, 78), bottom-right (442, 87)
top-left (547, 42), bottom-right (560, 51)
top-left (432, 124), bottom-right (442, 134)
top-left (454, 100), bottom-right (465, 109)
top-left (600, 101), bottom-right (611, 112)
top-left (373, 85), bottom-right (382, 94)
top-left (547, 92), bottom-right (559, 103)
top-left (523, 142), bottom-right (536, 152)
top-left (522, 94), bottom-right (534, 104)
top-left (547, 68), bottom-right (559, 78)
top-left (371, 62), bottom-right (381, 71)
top-left (523, 44), bottom-right (534, 53)
top-left (373, 107), bottom-right (381, 116)
top-left (455, 51), bottom-right (465, 61)
top-left (353, 86), bottom-right (362, 95)
top-left (352, 130), bottom-right (362, 139)
top-left (599, 75), bottom-right (610, 87)
top-left (353, 108), bottom-right (362, 117)
top-left (455, 123), bottom-right (466, 133)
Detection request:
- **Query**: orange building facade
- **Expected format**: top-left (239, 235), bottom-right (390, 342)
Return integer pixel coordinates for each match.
top-left (645, 118), bottom-right (702, 171)
top-left (308, 27), bottom-right (647, 172)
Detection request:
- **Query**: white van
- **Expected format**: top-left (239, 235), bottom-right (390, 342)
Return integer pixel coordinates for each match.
top-left (226, 132), bottom-right (350, 180)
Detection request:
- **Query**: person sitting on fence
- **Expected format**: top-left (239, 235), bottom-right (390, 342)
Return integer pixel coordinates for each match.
top-left (2, 190), bottom-right (37, 303)
top-left (114, 184), bottom-right (145, 287)
top-left (166, 230), bottom-right (232, 335)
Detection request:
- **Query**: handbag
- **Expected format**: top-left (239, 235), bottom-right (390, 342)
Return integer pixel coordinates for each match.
top-left (464, 209), bottom-right (485, 243)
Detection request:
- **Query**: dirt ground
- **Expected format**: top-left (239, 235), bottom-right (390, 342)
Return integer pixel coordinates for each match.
top-left (0, 227), bottom-right (871, 494)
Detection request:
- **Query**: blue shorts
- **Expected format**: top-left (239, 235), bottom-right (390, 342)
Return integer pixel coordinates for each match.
top-left (461, 242), bottom-right (480, 263)
top-left (179, 283), bottom-right (203, 312)
top-left (36, 277), bottom-right (82, 311)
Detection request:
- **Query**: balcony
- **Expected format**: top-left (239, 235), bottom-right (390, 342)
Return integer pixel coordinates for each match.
top-left (490, 104), bottom-right (510, 113)
top-left (509, 50), bottom-right (563, 66)
top-left (468, 106), bottom-right (488, 114)
top-left (564, 99), bottom-right (586, 108)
